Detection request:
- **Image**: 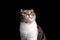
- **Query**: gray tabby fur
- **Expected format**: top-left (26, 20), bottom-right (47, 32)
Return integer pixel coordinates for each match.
top-left (20, 9), bottom-right (47, 40)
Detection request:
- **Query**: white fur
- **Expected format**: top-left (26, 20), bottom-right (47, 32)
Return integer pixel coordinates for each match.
top-left (20, 21), bottom-right (38, 40)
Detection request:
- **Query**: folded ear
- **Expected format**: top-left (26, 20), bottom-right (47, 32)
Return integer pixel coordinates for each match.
top-left (31, 9), bottom-right (34, 11)
top-left (20, 9), bottom-right (23, 12)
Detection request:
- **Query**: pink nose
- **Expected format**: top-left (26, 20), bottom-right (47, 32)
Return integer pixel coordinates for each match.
top-left (27, 14), bottom-right (30, 16)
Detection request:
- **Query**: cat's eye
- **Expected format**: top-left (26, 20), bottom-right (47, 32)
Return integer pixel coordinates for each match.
top-left (30, 12), bottom-right (34, 16)
top-left (23, 12), bottom-right (26, 14)
top-left (22, 12), bottom-right (26, 16)
top-left (30, 12), bottom-right (32, 15)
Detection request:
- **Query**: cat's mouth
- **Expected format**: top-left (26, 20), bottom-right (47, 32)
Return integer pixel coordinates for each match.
top-left (24, 16), bottom-right (33, 21)
top-left (28, 17), bottom-right (33, 19)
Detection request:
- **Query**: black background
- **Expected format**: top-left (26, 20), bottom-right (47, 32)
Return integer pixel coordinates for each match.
top-left (1, 0), bottom-right (48, 40)
top-left (15, 0), bottom-right (48, 40)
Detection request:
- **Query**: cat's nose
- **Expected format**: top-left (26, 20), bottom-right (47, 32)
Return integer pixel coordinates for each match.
top-left (27, 14), bottom-right (30, 16)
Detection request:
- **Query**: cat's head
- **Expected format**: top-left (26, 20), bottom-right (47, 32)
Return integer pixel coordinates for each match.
top-left (20, 9), bottom-right (36, 23)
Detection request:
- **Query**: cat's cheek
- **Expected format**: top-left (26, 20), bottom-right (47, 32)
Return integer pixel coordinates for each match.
top-left (22, 14), bottom-right (26, 16)
top-left (29, 15), bottom-right (32, 17)
top-left (29, 18), bottom-right (33, 22)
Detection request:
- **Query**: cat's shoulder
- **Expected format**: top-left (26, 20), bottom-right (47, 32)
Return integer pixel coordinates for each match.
top-left (37, 25), bottom-right (47, 40)
top-left (37, 25), bottom-right (43, 32)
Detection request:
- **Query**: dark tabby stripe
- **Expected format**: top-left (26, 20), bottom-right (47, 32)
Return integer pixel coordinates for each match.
top-left (37, 25), bottom-right (47, 40)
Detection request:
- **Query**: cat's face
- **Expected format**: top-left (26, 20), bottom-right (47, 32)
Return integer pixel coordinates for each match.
top-left (20, 9), bottom-right (36, 23)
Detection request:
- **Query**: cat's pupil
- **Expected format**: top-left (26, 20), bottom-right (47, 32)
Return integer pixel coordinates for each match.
top-left (31, 12), bottom-right (32, 13)
top-left (24, 12), bottom-right (26, 14)
top-left (30, 12), bottom-right (32, 15)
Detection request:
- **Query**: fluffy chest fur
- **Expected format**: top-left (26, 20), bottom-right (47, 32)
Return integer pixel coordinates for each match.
top-left (20, 21), bottom-right (38, 40)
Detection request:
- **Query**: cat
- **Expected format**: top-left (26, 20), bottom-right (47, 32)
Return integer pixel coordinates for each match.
top-left (19, 9), bottom-right (47, 40)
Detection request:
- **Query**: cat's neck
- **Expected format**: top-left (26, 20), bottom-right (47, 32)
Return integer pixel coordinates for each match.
top-left (20, 20), bottom-right (37, 28)
top-left (20, 20), bottom-right (36, 24)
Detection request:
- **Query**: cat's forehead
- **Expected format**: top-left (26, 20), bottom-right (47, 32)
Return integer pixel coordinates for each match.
top-left (23, 10), bottom-right (33, 12)
top-left (20, 9), bottom-right (34, 13)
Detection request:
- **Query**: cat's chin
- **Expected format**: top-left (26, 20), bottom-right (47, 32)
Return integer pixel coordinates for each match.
top-left (25, 19), bottom-right (35, 23)
top-left (29, 20), bottom-right (35, 23)
top-left (29, 18), bottom-right (35, 21)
